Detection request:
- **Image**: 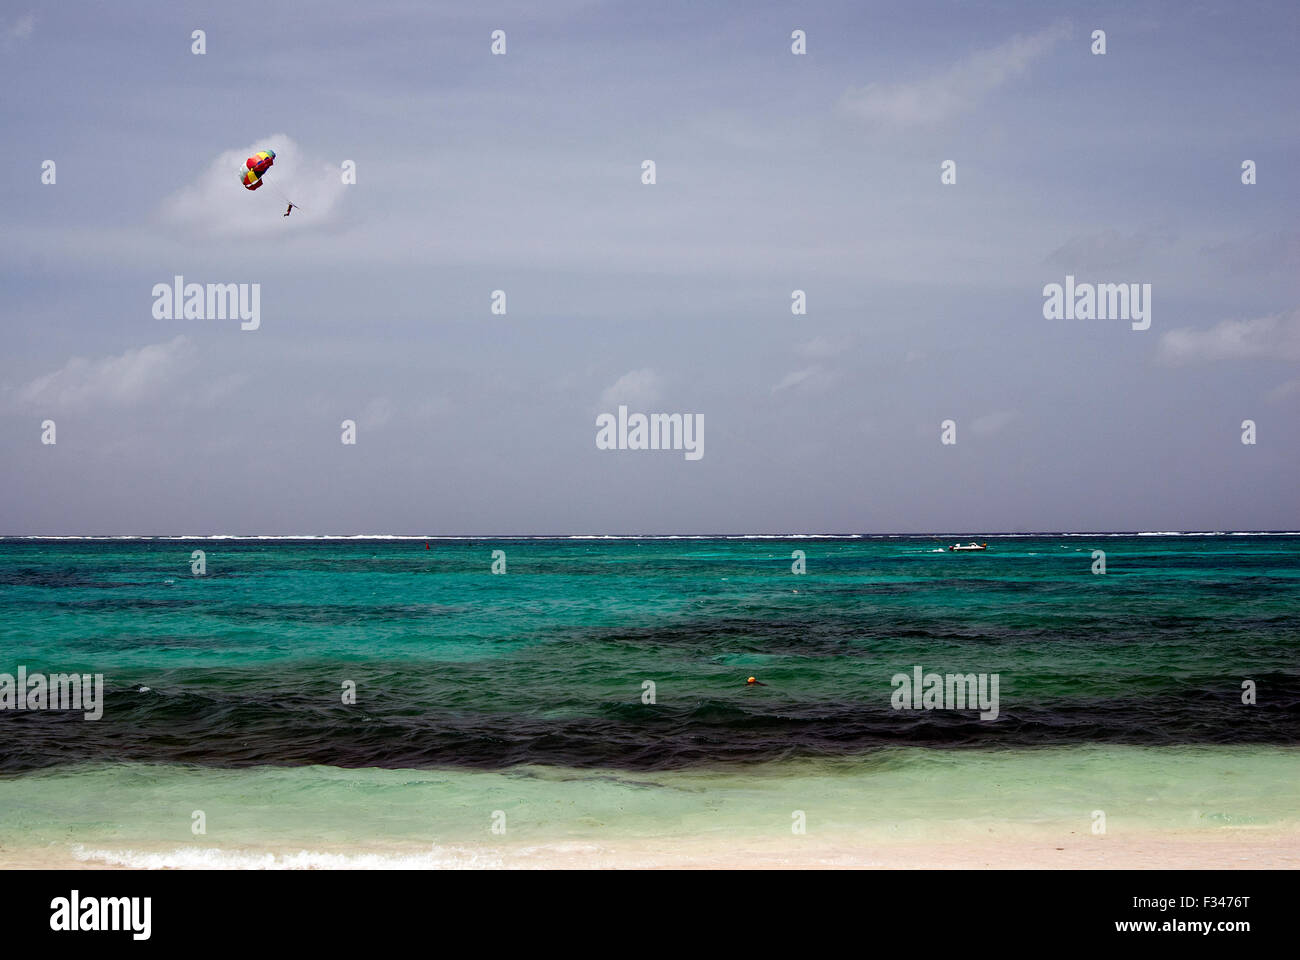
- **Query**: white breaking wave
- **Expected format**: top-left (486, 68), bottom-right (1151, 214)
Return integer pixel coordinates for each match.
top-left (71, 844), bottom-right (504, 870)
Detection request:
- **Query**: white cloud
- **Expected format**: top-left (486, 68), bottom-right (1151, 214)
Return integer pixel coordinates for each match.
top-left (15, 336), bottom-right (196, 410)
top-left (159, 134), bottom-right (347, 237)
top-left (599, 369), bottom-right (662, 409)
top-left (841, 23), bottom-right (1069, 127)
top-left (1158, 308), bottom-right (1300, 365)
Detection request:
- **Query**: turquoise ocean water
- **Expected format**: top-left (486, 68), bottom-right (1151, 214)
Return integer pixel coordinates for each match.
top-left (1, 535), bottom-right (1296, 863)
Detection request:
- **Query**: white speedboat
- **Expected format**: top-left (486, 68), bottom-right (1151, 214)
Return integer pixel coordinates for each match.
top-left (948, 542), bottom-right (988, 552)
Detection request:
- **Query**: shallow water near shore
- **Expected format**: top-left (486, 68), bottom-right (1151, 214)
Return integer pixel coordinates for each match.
top-left (2, 745), bottom-right (1297, 868)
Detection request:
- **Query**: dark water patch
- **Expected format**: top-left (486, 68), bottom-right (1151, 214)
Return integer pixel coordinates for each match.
top-left (0, 569), bottom-right (138, 589)
top-left (63, 633), bottom-right (239, 652)
top-left (52, 597), bottom-right (198, 613)
top-left (1, 672), bottom-right (1296, 773)
top-left (203, 601), bottom-right (468, 626)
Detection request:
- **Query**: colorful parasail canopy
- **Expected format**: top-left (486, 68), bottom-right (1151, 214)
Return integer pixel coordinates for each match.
top-left (241, 149), bottom-right (276, 191)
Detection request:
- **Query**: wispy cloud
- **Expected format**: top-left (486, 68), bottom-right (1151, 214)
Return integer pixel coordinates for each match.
top-left (1267, 378), bottom-right (1300, 404)
top-left (1158, 308), bottom-right (1300, 365)
top-left (599, 368), bottom-right (662, 409)
top-left (841, 22), bottom-right (1070, 127)
top-left (970, 410), bottom-right (1019, 436)
top-left (5, 13), bottom-right (35, 43)
top-left (771, 337), bottom-right (852, 394)
top-left (772, 364), bottom-right (843, 394)
top-left (1044, 229), bottom-right (1174, 272)
top-left (363, 396), bottom-right (396, 429)
top-left (772, 366), bottom-right (820, 393)
top-left (14, 336), bottom-right (197, 411)
top-left (1199, 230), bottom-right (1300, 277)
top-left (796, 336), bottom-right (848, 361)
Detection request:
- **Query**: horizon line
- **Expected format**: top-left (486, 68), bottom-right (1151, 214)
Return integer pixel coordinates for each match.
top-left (3, 531), bottom-right (1299, 540)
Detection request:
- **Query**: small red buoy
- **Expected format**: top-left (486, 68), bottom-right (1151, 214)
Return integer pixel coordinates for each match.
top-left (425, 542), bottom-right (429, 550)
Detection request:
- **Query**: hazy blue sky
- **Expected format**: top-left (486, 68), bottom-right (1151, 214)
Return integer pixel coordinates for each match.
top-left (2, 0), bottom-right (1297, 534)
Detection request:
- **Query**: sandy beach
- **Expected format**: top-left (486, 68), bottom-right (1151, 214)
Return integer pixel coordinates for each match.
top-left (6, 828), bottom-right (1297, 870)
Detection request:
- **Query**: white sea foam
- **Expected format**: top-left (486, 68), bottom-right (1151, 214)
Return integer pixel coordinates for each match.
top-left (71, 844), bottom-right (503, 870)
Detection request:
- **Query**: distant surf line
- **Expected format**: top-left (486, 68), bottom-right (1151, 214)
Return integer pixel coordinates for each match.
top-left (5, 532), bottom-right (1299, 541)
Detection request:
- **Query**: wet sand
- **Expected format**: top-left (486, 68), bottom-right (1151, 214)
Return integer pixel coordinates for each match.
top-left (5, 827), bottom-right (1295, 870)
